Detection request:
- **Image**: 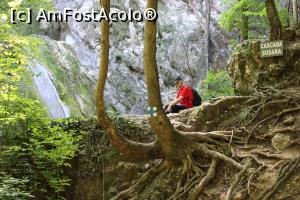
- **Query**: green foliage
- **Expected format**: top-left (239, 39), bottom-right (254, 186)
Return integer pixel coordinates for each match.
top-left (0, 1), bottom-right (85, 199)
top-left (0, 24), bottom-right (42, 146)
top-left (80, 118), bottom-right (119, 165)
top-left (0, 173), bottom-right (33, 199)
top-left (107, 108), bottom-right (149, 140)
top-left (199, 70), bottom-right (235, 101)
top-left (278, 7), bottom-right (290, 27)
top-left (0, 118), bottom-right (85, 199)
top-left (219, 0), bottom-right (267, 38)
top-left (219, 0), bottom-right (291, 39)
top-left (239, 107), bottom-right (251, 123)
top-left (228, 39), bottom-right (239, 50)
top-left (107, 108), bottom-right (137, 135)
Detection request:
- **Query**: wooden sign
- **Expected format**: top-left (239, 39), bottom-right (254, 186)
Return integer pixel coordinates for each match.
top-left (260, 40), bottom-right (284, 58)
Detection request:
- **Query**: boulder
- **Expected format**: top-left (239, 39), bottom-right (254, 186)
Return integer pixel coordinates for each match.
top-left (272, 133), bottom-right (291, 151)
top-left (227, 39), bottom-right (300, 95)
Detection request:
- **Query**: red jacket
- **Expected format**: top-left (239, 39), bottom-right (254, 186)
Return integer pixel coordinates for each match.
top-left (176, 86), bottom-right (193, 108)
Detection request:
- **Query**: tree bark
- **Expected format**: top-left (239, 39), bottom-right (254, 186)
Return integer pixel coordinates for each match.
top-left (288, 0), bottom-right (291, 26)
top-left (95, 0), bottom-right (163, 162)
top-left (143, 0), bottom-right (187, 163)
top-left (265, 0), bottom-right (282, 40)
top-left (293, 0), bottom-right (298, 26)
top-left (205, 0), bottom-right (210, 74)
top-left (241, 7), bottom-right (249, 41)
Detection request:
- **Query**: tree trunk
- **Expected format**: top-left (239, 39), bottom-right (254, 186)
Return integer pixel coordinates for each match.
top-left (205, 0), bottom-right (210, 74)
top-left (241, 7), bottom-right (249, 41)
top-left (293, 0), bottom-right (298, 25)
top-left (143, 0), bottom-right (187, 163)
top-left (288, 0), bottom-right (291, 26)
top-left (95, 0), bottom-right (162, 162)
top-left (265, 0), bottom-right (282, 40)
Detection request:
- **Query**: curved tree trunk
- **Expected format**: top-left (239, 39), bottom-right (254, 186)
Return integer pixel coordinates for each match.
top-left (265, 0), bottom-right (282, 40)
top-left (143, 0), bottom-right (188, 163)
top-left (95, 0), bottom-right (162, 162)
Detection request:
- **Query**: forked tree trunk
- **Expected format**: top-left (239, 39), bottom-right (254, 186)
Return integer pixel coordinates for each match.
top-left (265, 0), bottom-right (282, 40)
top-left (293, 0), bottom-right (298, 25)
top-left (143, 0), bottom-right (188, 163)
top-left (95, 0), bottom-right (191, 164)
top-left (95, 0), bottom-right (162, 162)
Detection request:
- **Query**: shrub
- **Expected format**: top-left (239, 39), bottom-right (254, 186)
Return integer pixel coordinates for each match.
top-left (0, 12), bottom-right (84, 199)
top-left (0, 173), bottom-right (33, 199)
top-left (199, 70), bottom-right (235, 101)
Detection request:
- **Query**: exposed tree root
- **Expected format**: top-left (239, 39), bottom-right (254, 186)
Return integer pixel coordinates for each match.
top-left (166, 153), bottom-right (205, 200)
top-left (244, 97), bottom-right (289, 127)
top-left (269, 127), bottom-right (297, 136)
top-left (255, 157), bottom-right (300, 200)
top-left (257, 86), bottom-right (281, 95)
top-left (183, 130), bottom-right (243, 145)
top-left (229, 130), bottom-right (234, 148)
top-left (226, 161), bottom-right (251, 200)
top-left (244, 97), bottom-right (267, 127)
top-left (236, 153), bottom-right (266, 166)
top-left (190, 158), bottom-right (218, 200)
top-left (111, 137), bottom-right (249, 199)
top-left (251, 150), bottom-right (289, 160)
top-left (246, 107), bottom-right (300, 145)
top-left (196, 144), bottom-right (244, 169)
top-left (111, 160), bottom-right (169, 200)
top-left (247, 165), bottom-right (266, 195)
top-left (167, 173), bottom-right (200, 200)
top-left (97, 89), bottom-right (300, 199)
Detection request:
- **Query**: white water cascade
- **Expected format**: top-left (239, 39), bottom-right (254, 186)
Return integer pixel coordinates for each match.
top-left (32, 64), bottom-right (70, 118)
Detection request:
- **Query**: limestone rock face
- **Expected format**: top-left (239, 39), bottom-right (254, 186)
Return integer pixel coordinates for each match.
top-left (35, 0), bottom-right (230, 116)
top-left (227, 26), bottom-right (300, 95)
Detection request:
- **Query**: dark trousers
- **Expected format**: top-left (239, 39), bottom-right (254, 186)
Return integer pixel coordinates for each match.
top-left (164, 105), bottom-right (187, 114)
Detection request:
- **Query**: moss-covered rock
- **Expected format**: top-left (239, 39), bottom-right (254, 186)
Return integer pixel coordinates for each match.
top-left (26, 36), bottom-right (96, 118)
top-left (228, 38), bottom-right (300, 95)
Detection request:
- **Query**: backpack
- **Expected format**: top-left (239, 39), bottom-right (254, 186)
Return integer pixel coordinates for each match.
top-left (190, 87), bottom-right (202, 106)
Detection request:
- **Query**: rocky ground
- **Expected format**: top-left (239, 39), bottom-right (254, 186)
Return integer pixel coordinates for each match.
top-left (66, 88), bottom-right (300, 200)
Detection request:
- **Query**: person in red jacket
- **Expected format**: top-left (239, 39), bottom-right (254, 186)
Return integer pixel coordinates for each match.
top-left (164, 76), bottom-right (194, 114)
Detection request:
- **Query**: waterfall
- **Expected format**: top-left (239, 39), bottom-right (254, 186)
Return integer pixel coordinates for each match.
top-left (32, 64), bottom-right (70, 118)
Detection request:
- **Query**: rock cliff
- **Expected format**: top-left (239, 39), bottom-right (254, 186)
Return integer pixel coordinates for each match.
top-left (32, 0), bottom-right (230, 116)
